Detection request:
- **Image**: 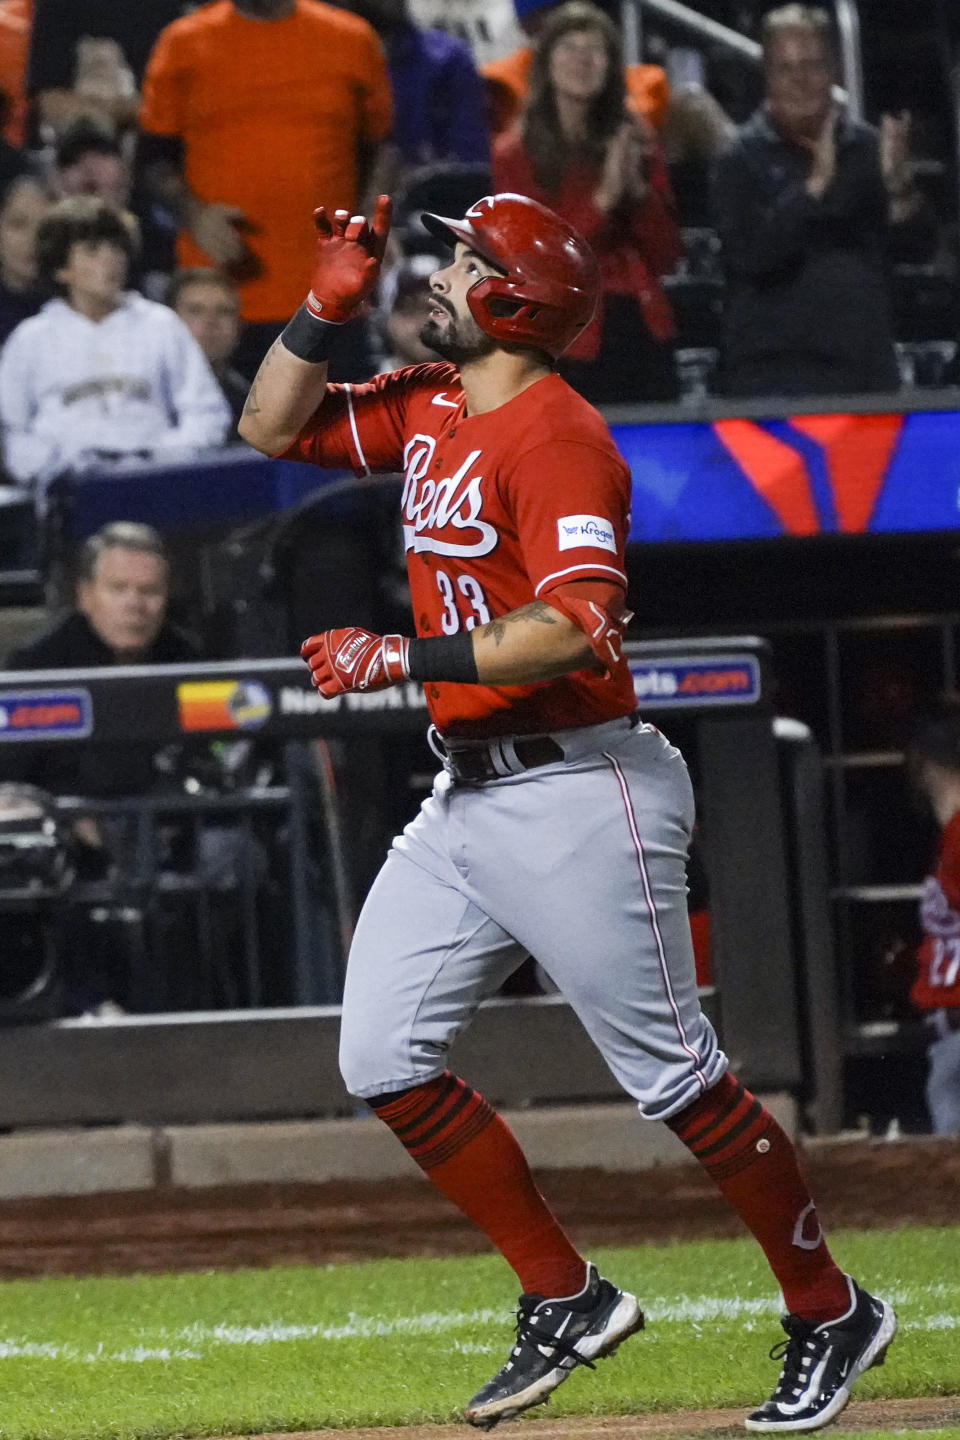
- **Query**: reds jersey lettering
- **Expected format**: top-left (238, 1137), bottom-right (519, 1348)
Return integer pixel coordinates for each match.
top-left (280, 361), bottom-right (635, 737)
top-left (913, 811), bottom-right (960, 1011)
top-left (401, 438), bottom-right (498, 558)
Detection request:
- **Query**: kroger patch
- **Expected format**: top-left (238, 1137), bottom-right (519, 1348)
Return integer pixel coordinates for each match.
top-left (557, 514), bottom-right (617, 552)
top-left (0, 689), bottom-right (93, 740)
top-left (630, 656), bottom-right (761, 707)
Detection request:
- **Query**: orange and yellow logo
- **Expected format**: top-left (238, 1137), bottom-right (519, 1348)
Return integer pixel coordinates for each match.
top-left (177, 680), bottom-right (272, 733)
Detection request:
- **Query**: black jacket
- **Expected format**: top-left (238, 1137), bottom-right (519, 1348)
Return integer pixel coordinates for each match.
top-left (1, 610), bottom-right (200, 796)
top-left (711, 110), bottom-right (905, 397)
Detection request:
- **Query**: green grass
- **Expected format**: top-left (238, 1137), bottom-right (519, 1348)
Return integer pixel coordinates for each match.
top-left (0, 1226), bottom-right (957, 1440)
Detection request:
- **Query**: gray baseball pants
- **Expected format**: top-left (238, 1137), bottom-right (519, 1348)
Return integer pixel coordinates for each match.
top-left (926, 1014), bottom-right (960, 1135)
top-left (339, 714), bottom-right (727, 1120)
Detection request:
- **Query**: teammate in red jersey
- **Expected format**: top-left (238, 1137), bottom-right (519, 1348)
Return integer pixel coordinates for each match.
top-left (906, 706), bottom-right (960, 1135)
top-left (239, 192), bottom-right (894, 1432)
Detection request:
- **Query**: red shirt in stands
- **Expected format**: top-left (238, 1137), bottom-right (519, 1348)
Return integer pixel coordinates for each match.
top-left (911, 809), bottom-right (960, 1011)
top-left (492, 129), bottom-right (680, 361)
top-left (280, 361), bottom-right (637, 738)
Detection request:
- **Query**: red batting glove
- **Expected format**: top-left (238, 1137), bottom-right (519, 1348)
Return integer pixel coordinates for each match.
top-left (301, 627), bottom-right (410, 697)
top-left (305, 194), bottom-right (392, 324)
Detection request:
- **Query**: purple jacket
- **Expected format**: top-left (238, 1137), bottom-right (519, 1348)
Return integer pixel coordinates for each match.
top-left (389, 23), bottom-right (490, 167)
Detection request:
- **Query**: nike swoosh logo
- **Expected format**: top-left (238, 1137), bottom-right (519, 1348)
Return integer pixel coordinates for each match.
top-left (538, 1310), bottom-right (572, 1358)
top-left (431, 392), bottom-right (459, 408)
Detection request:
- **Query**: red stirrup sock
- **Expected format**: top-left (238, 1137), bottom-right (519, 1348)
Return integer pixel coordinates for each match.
top-left (370, 1071), bottom-right (587, 1298)
top-left (666, 1072), bottom-right (849, 1322)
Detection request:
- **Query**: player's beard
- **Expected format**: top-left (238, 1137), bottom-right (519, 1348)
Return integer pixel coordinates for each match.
top-left (420, 310), bottom-right (496, 365)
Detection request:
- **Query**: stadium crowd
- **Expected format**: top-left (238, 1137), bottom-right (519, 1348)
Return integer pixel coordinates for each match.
top-left (0, 0), bottom-right (951, 475)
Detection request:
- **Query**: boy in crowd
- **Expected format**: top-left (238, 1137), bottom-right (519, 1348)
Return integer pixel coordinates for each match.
top-left (167, 267), bottom-right (248, 432)
top-left (0, 195), bottom-right (229, 490)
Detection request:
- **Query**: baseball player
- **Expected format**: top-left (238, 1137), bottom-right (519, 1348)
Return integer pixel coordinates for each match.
top-left (906, 705), bottom-right (960, 1135)
top-left (239, 192), bottom-right (895, 1431)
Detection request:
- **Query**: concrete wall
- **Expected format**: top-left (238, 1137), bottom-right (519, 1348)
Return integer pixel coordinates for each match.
top-left (0, 1094), bottom-right (797, 1199)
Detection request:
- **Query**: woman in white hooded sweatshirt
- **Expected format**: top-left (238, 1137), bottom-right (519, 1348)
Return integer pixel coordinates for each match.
top-left (0, 195), bottom-right (230, 491)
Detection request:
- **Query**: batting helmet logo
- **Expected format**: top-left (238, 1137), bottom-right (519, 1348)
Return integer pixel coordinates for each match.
top-left (421, 193), bottom-right (600, 359)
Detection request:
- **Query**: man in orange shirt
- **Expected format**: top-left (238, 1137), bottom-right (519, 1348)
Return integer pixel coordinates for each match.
top-left (482, 0), bottom-right (669, 138)
top-left (0, 0), bottom-right (30, 146)
top-left (137, 0), bottom-right (393, 376)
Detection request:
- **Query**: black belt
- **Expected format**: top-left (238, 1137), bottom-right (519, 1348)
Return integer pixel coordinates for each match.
top-left (439, 712), bottom-right (639, 784)
top-left (443, 735), bottom-right (565, 784)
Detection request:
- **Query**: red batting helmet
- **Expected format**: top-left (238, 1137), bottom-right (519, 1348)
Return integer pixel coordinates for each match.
top-left (420, 193), bottom-right (599, 359)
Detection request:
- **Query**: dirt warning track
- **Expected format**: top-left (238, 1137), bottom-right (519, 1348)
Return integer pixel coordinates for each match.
top-left (0, 1137), bottom-right (958, 1279)
top-left (220, 1396), bottom-right (960, 1440)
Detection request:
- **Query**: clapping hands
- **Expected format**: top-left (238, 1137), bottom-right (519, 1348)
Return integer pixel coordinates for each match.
top-left (799, 104), bottom-right (839, 199)
top-left (594, 116), bottom-right (656, 214)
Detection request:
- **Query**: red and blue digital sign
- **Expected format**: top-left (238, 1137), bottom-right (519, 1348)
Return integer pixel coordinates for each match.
top-left (0, 689), bottom-right (92, 740)
top-left (612, 410), bottom-right (960, 543)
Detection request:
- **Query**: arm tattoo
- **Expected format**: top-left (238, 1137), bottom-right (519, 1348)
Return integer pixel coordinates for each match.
top-left (241, 338), bottom-right (284, 417)
top-left (483, 601), bottom-right (559, 648)
top-left (242, 377), bottom-right (261, 418)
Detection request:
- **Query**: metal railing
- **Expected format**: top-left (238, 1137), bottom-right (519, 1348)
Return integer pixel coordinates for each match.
top-left (620, 0), bottom-right (859, 119)
top-left (622, 0), bottom-right (762, 66)
top-left (0, 743), bottom-right (352, 1018)
top-left (833, 0), bottom-right (865, 121)
top-left (56, 787), bottom-right (291, 1013)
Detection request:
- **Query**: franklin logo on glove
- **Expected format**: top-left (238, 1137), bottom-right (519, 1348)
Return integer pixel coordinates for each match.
top-left (336, 631), bottom-right (376, 674)
top-left (301, 629), bottom-right (410, 696)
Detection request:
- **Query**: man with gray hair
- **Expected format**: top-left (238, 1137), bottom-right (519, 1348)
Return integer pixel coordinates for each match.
top-left (3, 521), bottom-right (201, 794)
top-left (0, 522), bottom-right (205, 1013)
top-left (711, 3), bottom-right (934, 397)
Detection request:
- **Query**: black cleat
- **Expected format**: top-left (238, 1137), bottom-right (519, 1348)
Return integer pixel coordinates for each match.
top-left (463, 1262), bottom-right (644, 1431)
top-left (745, 1278), bottom-right (897, 1432)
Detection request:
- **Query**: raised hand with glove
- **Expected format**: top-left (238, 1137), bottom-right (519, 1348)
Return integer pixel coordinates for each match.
top-left (237, 194), bottom-right (392, 457)
top-left (281, 195), bottom-right (392, 363)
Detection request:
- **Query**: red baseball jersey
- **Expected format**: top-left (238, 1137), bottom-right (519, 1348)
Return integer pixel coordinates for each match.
top-left (912, 810), bottom-right (960, 1011)
top-left (281, 362), bottom-right (637, 737)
